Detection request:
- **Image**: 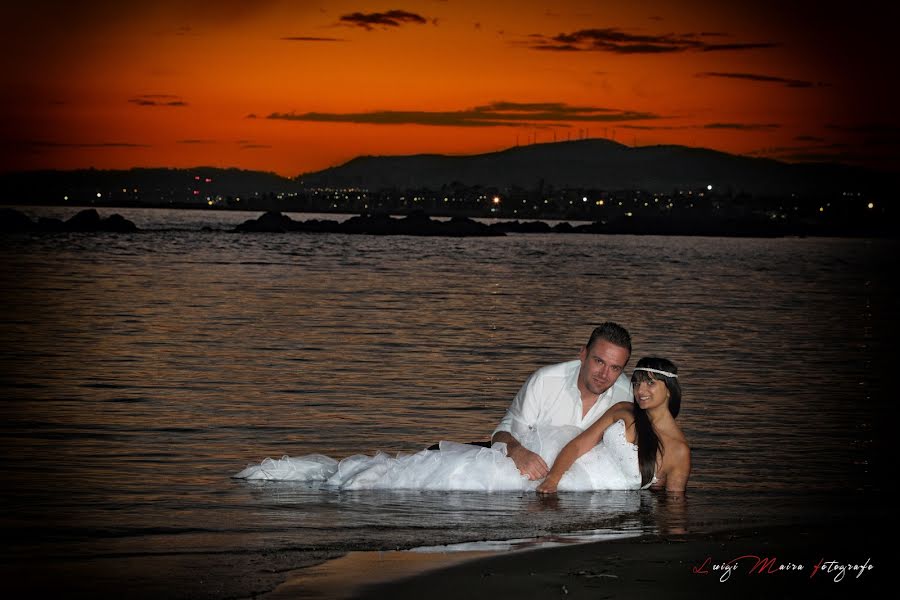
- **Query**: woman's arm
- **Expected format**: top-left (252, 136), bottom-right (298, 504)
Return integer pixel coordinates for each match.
top-left (536, 402), bottom-right (632, 494)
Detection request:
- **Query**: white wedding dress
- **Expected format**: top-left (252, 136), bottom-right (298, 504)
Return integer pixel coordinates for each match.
top-left (234, 419), bottom-right (652, 491)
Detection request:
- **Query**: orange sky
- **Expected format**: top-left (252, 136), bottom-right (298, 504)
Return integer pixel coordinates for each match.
top-left (1, 0), bottom-right (897, 177)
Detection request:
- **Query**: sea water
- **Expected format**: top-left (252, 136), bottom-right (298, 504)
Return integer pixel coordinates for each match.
top-left (0, 206), bottom-right (894, 597)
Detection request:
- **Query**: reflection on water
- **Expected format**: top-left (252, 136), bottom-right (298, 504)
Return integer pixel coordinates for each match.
top-left (0, 207), bottom-right (895, 597)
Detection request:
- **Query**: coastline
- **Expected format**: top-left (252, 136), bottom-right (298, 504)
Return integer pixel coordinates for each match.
top-left (6, 517), bottom-right (885, 600)
top-left (262, 520), bottom-right (888, 599)
top-left (4, 203), bottom-right (897, 239)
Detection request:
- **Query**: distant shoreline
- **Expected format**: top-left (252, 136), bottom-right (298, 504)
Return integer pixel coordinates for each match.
top-left (346, 519), bottom-right (887, 600)
top-left (2, 203), bottom-right (897, 239)
top-left (5, 520), bottom-right (882, 600)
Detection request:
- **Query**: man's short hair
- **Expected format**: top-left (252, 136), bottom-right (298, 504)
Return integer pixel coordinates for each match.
top-left (586, 322), bottom-right (632, 355)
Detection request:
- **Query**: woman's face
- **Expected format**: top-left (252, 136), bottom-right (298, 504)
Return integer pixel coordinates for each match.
top-left (633, 376), bottom-right (670, 410)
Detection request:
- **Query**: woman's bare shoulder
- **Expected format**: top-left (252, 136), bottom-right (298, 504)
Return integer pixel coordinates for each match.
top-left (661, 433), bottom-right (691, 470)
top-left (660, 436), bottom-right (691, 492)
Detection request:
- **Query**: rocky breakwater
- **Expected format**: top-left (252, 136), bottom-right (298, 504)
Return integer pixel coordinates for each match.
top-left (1, 208), bottom-right (139, 233)
top-left (234, 211), bottom-right (504, 237)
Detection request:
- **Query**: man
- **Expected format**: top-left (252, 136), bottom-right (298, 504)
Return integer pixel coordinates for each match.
top-left (491, 322), bottom-right (633, 480)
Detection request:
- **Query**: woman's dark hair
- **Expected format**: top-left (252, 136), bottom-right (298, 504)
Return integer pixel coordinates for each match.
top-left (631, 357), bottom-right (681, 487)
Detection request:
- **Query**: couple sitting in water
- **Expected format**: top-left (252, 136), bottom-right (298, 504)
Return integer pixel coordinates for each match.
top-left (235, 322), bottom-right (691, 494)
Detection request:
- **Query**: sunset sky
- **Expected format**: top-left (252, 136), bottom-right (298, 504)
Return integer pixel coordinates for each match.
top-left (2, 0), bottom-right (897, 177)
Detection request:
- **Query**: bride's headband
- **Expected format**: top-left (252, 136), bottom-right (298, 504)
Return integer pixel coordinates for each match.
top-left (632, 367), bottom-right (678, 379)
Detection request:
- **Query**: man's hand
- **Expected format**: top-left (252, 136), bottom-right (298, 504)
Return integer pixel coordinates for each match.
top-left (507, 444), bottom-right (550, 480)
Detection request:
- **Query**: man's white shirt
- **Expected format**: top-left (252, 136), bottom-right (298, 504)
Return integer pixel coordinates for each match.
top-left (493, 359), bottom-right (632, 440)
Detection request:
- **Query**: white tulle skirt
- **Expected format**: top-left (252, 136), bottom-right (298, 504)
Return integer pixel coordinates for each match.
top-left (234, 420), bottom-right (645, 491)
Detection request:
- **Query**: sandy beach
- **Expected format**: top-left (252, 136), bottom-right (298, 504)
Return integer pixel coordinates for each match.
top-left (7, 516), bottom-right (886, 599)
top-left (266, 520), bottom-right (888, 599)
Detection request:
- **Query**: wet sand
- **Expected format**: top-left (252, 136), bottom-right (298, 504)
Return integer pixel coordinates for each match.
top-left (268, 520), bottom-right (888, 599)
top-left (3, 518), bottom-right (888, 599)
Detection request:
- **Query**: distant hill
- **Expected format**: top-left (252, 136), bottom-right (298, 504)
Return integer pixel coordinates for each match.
top-left (1, 167), bottom-right (301, 204)
top-left (2, 142), bottom-right (895, 206)
top-left (297, 139), bottom-right (895, 196)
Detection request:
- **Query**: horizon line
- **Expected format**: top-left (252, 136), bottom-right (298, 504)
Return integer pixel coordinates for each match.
top-left (1, 138), bottom-right (892, 178)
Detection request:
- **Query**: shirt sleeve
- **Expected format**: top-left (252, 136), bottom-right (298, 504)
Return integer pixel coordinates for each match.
top-left (492, 369), bottom-right (543, 439)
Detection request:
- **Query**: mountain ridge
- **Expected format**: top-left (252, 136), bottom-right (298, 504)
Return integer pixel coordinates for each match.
top-left (2, 140), bottom-right (894, 201)
top-left (297, 139), bottom-right (892, 196)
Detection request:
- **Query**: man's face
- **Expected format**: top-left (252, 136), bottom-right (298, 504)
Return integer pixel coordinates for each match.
top-left (578, 339), bottom-right (629, 396)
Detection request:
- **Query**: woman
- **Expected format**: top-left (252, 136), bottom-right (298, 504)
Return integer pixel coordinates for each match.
top-left (536, 356), bottom-right (690, 494)
top-left (234, 357), bottom-right (689, 492)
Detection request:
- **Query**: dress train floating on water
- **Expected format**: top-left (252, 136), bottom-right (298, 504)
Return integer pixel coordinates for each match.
top-left (233, 420), bottom-right (648, 491)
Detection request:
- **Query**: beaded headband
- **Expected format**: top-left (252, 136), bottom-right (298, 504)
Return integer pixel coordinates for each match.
top-left (632, 367), bottom-right (678, 379)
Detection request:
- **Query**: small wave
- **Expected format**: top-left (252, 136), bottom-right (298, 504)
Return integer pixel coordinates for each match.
top-left (103, 397), bottom-right (151, 403)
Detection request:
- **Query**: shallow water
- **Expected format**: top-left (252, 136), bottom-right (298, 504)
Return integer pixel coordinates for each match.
top-left (0, 206), bottom-right (894, 596)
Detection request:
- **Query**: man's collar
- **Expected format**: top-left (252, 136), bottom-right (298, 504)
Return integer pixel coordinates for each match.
top-left (566, 359), bottom-right (582, 394)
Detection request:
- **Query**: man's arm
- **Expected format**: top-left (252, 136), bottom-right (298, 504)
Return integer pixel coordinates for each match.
top-left (492, 369), bottom-right (550, 480)
top-left (491, 431), bottom-right (549, 480)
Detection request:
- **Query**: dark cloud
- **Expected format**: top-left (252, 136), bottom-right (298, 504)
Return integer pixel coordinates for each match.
top-left (22, 140), bottom-right (150, 148)
top-left (129, 94), bottom-right (187, 107)
top-left (266, 101), bottom-right (659, 127)
top-left (281, 36), bottom-right (345, 42)
top-left (751, 142), bottom-right (848, 155)
top-left (822, 123), bottom-right (900, 155)
top-left (797, 153), bottom-right (896, 167)
top-left (704, 122), bottom-right (780, 131)
top-left (755, 144), bottom-right (893, 166)
top-left (697, 71), bottom-right (816, 88)
top-left (753, 132), bottom-right (900, 170)
top-left (862, 136), bottom-right (900, 147)
top-left (339, 10), bottom-right (428, 30)
top-left (700, 42), bottom-right (777, 51)
top-left (4, 1), bottom-right (285, 37)
top-left (525, 28), bottom-right (777, 54)
top-left (237, 139), bottom-right (267, 147)
top-left (777, 151), bottom-right (848, 161)
top-left (624, 122), bottom-right (787, 132)
top-left (620, 124), bottom-right (690, 130)
top-left (826, 123), bottom-right (900, 134)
